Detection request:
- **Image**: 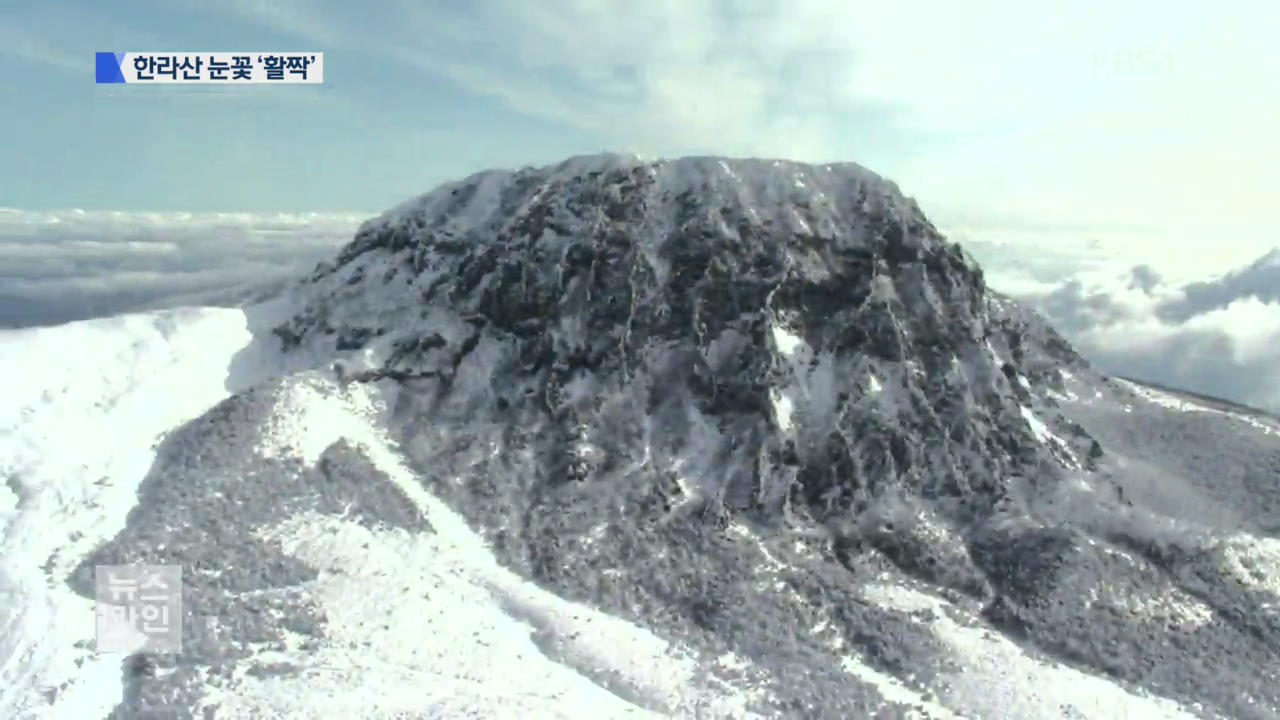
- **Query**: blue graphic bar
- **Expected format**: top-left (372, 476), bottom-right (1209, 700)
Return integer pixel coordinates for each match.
top-left (95, 52), bottom-right (126, 84)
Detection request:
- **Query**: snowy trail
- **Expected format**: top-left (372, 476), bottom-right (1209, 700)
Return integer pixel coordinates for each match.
top-left (0, 308), bottom-right (255, 718)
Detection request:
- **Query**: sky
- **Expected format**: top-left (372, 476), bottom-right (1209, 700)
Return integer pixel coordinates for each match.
top-left (1, 0), bottom-right (1277, 241)
top-left (1, 1), bottom-right (1278, 409)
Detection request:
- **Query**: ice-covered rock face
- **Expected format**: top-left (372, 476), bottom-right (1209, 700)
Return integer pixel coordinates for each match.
top-left (277, 154), bottom-right (1093, 529)
top-left (268, 156), bottom-right (1134, 714)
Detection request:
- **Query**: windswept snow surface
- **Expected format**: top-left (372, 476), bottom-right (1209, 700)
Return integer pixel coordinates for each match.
top-left (196, 376), bottom-right (764, 719)
top-left (0, 306), bottom-right (762, 719)
top-left (0, 308), bottom-right (254, 718)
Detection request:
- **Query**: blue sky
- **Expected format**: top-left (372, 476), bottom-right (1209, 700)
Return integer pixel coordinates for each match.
top-left (0, 1), bottom-right (606, 213)
top-left (1, 1), bottom-right (1277, 408)
top-left (2, 0), bottom-right (1277, 249)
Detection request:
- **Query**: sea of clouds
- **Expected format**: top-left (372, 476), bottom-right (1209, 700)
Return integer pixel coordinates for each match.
top-left (958, 228), bottom-right (1280, 413)
top-left (0, 208), bottom-right (364, 328)
top-left (2, 208), bottom-right (1276, 412)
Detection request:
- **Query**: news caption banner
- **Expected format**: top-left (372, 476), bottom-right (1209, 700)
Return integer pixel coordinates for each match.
top-left (95, 52), bottom-right (324, 84)
top-left (95, 564), bottom-right (182, 653)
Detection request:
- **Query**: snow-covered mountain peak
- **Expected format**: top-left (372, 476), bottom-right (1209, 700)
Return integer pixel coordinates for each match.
top-left (277, 153), bottom-right (1092, 524)
top-left (7, 155), bottom-right (1279, 719)
top-left (253, 156), bottom-right (1280, 718)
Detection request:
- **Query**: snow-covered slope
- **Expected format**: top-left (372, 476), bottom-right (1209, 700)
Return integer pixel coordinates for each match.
top-left (2, 154), bottom-right (1279, 719)
top-left (0, 306), bottom-right (767, 719)
top-left (0, 309), bottom-right (256, 718)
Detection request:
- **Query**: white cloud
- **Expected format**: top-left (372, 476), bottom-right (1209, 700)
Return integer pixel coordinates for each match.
top-left (220, 0), bottom-right (902, 163)
top-left (0, 209), bottom-right (361, 328)
top-left (210, 0), bottom-right (1280, 257)
top-left (1164, 299), bottom-right (1280, 365)
top-left (0, 22), bottom-right (80, 72)
top-left (964, 235), bottom-right (1280, 413)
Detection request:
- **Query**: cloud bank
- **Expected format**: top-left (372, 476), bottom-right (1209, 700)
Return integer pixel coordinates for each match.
top-left (963, 234), bottom-right (1280, 413)
top-left (0, 209), bottom-right (360, 328)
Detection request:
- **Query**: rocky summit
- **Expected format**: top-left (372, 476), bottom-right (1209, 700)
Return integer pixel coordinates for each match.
top-left (277, 155), bottom-right (1099, 609)
top-left (263, 155), bottom-right (1280, 717)
top-left (280, 154), bottom-right (1096, 521)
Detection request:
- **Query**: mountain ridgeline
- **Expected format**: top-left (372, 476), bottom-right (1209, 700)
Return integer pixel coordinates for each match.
top-left (267, 155), bottom-right (1278, 718)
